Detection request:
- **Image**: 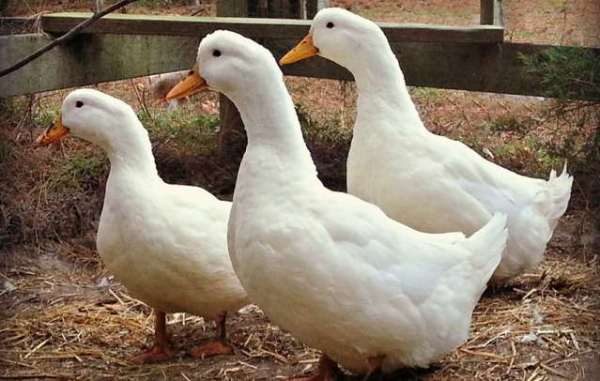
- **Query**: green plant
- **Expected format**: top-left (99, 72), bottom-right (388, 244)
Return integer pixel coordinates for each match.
top-left (520, 47), bottom-right (600, 100)
top-left (491, 136), bottom-right (563, 177)
top-left (139, 107), bottom-right (220, 155)
top-left (521, 46), bottom-right (600, 213)
top-left (297, 103), bottom-right (352, 147)
top-left (48, 151), bottom-right (108, 193)
top-left (32, 106), bottom-right (59, 129)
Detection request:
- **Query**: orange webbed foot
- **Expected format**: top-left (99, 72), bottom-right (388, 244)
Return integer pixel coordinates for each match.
top-left (131, 344), bottom-right (175, 364)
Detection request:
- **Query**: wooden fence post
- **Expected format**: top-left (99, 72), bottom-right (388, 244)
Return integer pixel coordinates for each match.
top-left (214, 0), bottom-right (305, 163)
top-left (306, 0), bottom-right (328, 19)
top-left (480, 0), bottom-right (503, 26)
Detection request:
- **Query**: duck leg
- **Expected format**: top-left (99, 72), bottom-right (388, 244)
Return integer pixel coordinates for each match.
top-left (190, 311), bottom-right (234, 358)
top-left (132, 310), bottom-right (175, 363)
top-left (290, 354), bottom-right (341, 381)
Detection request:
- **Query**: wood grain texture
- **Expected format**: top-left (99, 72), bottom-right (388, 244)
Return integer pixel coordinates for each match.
top-left (480, 0), bottom-right (504, 26)
top-left (41, 12), bottom-right (504, 43)
top-left (0, 33), bottom-right (199, 97)
top-left (2, 32), bottom-right (598, 100)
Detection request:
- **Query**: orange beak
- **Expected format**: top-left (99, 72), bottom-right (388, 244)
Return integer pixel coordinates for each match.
top-left (279, 34), bottom-right (319, 65)
top-left (165, 69), bottom-right (208, 101)
top-left (35, 116), bottom-right (70, 146)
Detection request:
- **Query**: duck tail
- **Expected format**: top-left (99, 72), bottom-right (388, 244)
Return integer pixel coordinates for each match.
top-left (544, 162), bottom-right (573, 231)
top-left (461, 213), bottom-right (508, 284)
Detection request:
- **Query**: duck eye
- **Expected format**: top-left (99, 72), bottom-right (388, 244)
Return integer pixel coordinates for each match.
top-left (326, 22), bottom-right (334, 29)
top-left (75, 101), bottom-right (84, 108)
top-left (213, 49), bottom-right (222, 57)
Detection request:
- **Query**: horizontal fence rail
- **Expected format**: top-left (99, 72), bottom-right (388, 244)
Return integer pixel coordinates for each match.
top-left (41, 13), bottom-right (505, 43)
top-left (1, 12), bottom-right (598, 100)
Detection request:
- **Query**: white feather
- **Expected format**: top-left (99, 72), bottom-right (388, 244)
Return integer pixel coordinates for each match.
top-left (61, 88), bottom-right (248, 320)
top-left (198, 31), bottom-right (508, 373)
top-left (310, 8), bottom-right (573, 281)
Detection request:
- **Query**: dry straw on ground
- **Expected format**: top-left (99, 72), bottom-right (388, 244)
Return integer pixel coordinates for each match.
top-left (1, 214), bottom-right (599, 380)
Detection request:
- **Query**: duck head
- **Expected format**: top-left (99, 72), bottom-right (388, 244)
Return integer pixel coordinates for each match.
top-left (36, 89), bottom-right (140, 152)
top-left (166, 30), bottom-right (281, 104)
top-left (280, 8), bottom-right (388, 73)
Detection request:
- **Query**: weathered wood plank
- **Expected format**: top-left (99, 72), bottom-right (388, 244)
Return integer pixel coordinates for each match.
top-left (277, 41), bottom-right (600, 100)
top-left (1, 33), bottom-right (598, 100)
top-left (40, 12), bottom-right (504, 43)
top-left (0, 33), bottom-right (199, 98)
top-left (306, 0), bottom-right (329, 19)
top-left (480, 0), bottom-right (503, 26)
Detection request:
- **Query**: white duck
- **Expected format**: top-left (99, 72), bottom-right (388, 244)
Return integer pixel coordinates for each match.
top-left (166, 30), bottom-right (507, 379)
top-left (280, 8), bottom-right (573, 282)
top-left (36, 89), bottom-right (248, 363)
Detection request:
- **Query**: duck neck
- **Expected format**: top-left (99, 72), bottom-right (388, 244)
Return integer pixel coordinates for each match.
top-left (230, 75), bottom-right (318, 180)
top-left (351, 42), bottom-right (427, 136)
top-left (104, 118), bottom-right (160, 185)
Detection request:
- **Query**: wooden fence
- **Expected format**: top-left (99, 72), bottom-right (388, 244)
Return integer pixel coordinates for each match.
top-left (0, 0), bottom-right (598, 100)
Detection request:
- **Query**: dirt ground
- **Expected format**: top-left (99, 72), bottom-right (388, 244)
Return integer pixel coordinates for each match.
top-left (1, 214), bottom-right (599, 380)
top-left (1, 0), bottom-right (599, 380)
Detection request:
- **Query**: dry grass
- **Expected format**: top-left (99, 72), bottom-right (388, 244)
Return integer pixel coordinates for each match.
top-left (1, 217), bottom-right (598, 380)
